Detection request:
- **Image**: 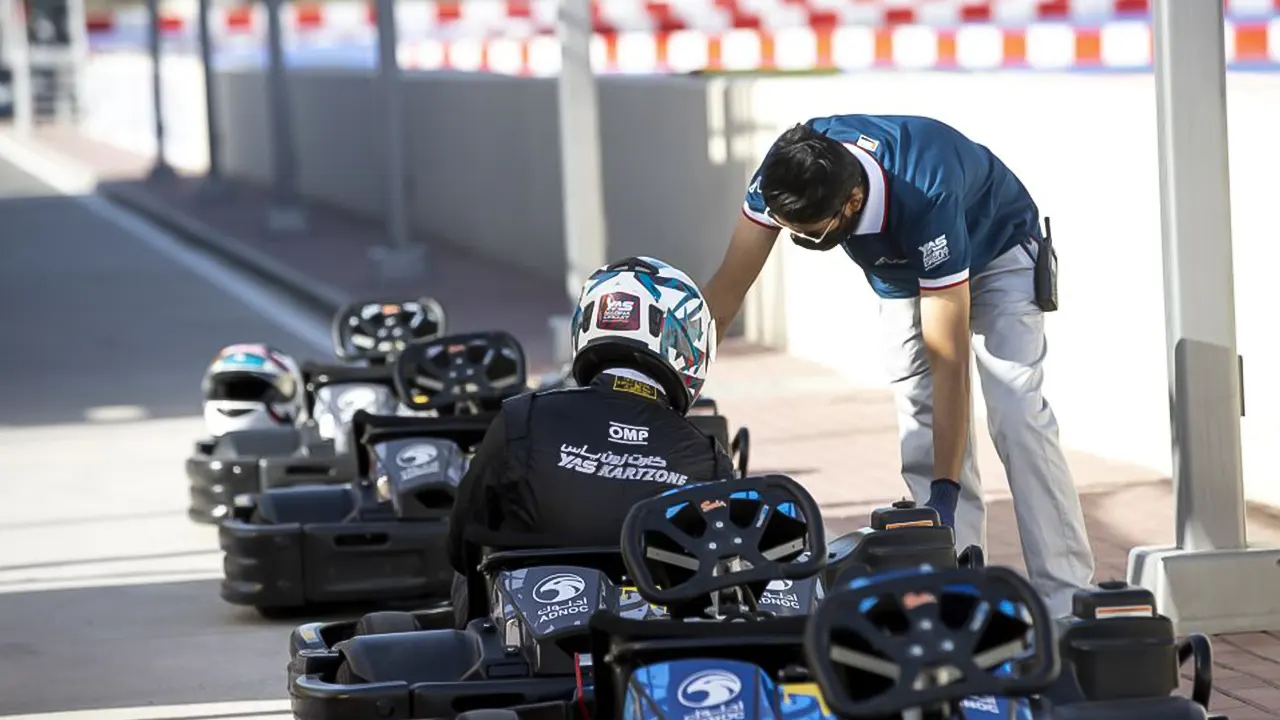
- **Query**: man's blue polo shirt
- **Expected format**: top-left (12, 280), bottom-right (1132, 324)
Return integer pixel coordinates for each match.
top-left (743, 115), bottom-right (1041, 299)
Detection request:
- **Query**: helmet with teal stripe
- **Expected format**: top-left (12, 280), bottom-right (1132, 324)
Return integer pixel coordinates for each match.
top-left (570, 256), bottom-right (716, 414)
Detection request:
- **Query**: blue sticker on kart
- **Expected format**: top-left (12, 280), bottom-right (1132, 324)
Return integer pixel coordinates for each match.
top-left (624, 659), bottom-right (832, 720)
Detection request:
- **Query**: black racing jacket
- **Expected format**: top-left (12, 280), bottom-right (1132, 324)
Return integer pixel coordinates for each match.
top-left (446, 373), bottom-right (735, 575)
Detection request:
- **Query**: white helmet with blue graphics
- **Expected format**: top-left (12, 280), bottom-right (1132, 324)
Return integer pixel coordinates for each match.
top-left (570, 256), bottom-right (716, 414)
top-left (201, 343), bottom-right (304, 437)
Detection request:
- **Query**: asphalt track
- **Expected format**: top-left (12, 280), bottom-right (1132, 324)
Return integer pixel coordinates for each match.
top-left (0, 146), bottom-right (331, 718)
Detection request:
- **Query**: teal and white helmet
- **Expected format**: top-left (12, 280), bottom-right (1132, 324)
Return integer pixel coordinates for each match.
top-left (570, 257), bottom-right (716, 414)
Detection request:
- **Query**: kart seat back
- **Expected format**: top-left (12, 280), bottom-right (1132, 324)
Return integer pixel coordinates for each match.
top-left (312, 382), bottom-right (399, 453)
top-left (1052, 697), bottom-right (1207, 720)
top-left (256, 485), bottom-right (356, 525)
top-left (823, 525), bottom-right (958, 587)
top-left (339, 629), bottom-right (482, 685)
top-left (212, 427), bottom-right (304, 459)
top-left (686, 414), bottom-right (730, 451)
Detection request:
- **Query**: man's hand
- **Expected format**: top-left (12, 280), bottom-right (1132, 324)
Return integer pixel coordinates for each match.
top-left (703, 215), bottom-right (778, 344)
top-left (919, 282), bottom-right (972, 482)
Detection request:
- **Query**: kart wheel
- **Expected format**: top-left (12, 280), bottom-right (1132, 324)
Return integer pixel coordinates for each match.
top-left (958, 544), bottom-right (985, 568)
top-left (256, 605), bottom-right (303, 620)
top-left (354, 611), bottom-right (420, 636)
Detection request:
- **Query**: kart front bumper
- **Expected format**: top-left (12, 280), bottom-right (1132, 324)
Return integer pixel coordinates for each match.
top-left (188, 450), bottom-right (355, 523)
top-left (291, 671), bottom-right (580, 720)
top-left (220, 517), bottom-right (455, 610)
top-left (287, 607), bottom-right (454, 688)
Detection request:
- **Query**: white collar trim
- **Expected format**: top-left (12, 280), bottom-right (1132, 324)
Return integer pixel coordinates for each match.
top-left (843, 143), bottom-right (887, 235)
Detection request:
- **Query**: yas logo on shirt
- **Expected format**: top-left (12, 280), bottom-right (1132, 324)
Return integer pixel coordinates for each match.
top-left (920, 235), bottom-right (950, 272)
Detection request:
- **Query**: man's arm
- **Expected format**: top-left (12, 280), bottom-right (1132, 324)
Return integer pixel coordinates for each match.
top-left (446, 412), bottom-right (508, 575)
top-left (911, 194), bottom-right (974, 484)
top-left (704, 214), bottom-right (779, 344)
top-left (920, 284), bottom-right (971, 481)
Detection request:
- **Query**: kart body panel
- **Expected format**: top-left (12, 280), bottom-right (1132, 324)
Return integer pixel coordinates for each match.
top-left (219, 435), bottom-right (465, 610)
top-left (187, 428), bottom-right (351, 523)
top-left (619, 658), bottom-right (1034, 720)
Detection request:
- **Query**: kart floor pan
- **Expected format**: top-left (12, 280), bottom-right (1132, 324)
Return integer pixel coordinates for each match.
top-left (220, 518), bottom-right (454, 610)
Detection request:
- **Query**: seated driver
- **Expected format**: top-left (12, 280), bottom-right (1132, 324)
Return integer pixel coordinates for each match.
top-left (446, 256), bottom-right (735, 626)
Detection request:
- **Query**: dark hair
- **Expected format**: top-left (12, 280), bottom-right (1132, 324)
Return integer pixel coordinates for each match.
top-left (759, 123), bottom-right (865, 226)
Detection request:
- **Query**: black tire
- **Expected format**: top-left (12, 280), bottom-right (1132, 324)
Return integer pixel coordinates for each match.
top-left (958, 544), bottom-right (985, 568)
top-left (354, 611), bottom-right (420, 636)
top-left (256, 605), bottom-right (304, 621)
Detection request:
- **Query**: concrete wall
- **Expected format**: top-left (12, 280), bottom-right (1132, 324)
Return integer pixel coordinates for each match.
top-left (212, 68), bottom-right (751, 288)
top-left (77, 54), bottom-right (1280, 511)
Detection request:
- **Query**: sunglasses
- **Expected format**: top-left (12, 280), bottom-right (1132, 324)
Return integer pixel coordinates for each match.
top-left (766, 207), bottom-right (846, 246)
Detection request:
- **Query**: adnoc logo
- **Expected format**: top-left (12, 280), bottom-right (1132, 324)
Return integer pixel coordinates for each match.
top-left (532, 573), bottom-right (586, 603)
top-left (677, 669), bottom-right (743, 708)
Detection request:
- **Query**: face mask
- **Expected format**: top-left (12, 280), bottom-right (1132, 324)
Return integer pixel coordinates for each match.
top-left (788, 233), bottom-right (845, 252)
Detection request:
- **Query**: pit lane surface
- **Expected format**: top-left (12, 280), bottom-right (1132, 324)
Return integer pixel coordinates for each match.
top-left (0, 149), bottom-right (329, 718)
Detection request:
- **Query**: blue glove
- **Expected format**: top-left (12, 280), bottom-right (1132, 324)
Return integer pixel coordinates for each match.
top-left (925, 479), bottom-right (960, 529)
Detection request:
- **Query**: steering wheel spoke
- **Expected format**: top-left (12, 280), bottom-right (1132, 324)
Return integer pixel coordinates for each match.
top-left (829, 643), bottom-right (903, 681)
top-left (644, 546), bottom-right (700, 572)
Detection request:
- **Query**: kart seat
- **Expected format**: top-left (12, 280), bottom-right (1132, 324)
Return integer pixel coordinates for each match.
top-left (338, 629), bottom-right (483, 685)
top-left (822, 526), bottom-right (958, 588)
top-left (1053, 697), bottom-right (1208, 719)
top-left (254, 485), bottom-right (356, 525)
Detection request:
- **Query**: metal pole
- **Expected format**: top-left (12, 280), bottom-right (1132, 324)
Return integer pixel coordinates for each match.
top-left (1154, 0), bottom-right (1245, 553)
top-left (144, 0), bottom-right (173, 178)
top-left (1127, 0), bottom-right (1280, 636)
top-left (196, 0), bottom-right (223, 193)
top-left (66, 0), bottom-right (88, 122)
top-left (263, 0), bottom-right (305, 232)
top-left (555, 0), bottom-right (608, 303)
top-left (367, 0), bottom-right (424, 280)
top-left (3, 0), bottom-right (34, 134)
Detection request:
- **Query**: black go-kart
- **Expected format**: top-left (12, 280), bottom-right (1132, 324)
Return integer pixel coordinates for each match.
top-left (219, 330), bottom-right (526, 617)
top-left (283, 489), bottom-right (983, 695)
top-left (285, 475), bottom-right (830, 719)
top-left (187, 298), bottom-right (446, 522)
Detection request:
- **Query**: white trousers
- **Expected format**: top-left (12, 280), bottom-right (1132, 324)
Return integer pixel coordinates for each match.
top-left (879, 244), bottom-right (1095, 616)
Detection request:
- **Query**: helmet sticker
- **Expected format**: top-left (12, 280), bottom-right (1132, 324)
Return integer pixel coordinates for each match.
top-left (596, 292), bottom-right (641, 331)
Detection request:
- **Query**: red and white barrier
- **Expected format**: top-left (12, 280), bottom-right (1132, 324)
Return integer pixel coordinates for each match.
top-left (386, 19), bottom-right (1280, 73)
top-left (85, 0), bottom-right (1280, 40)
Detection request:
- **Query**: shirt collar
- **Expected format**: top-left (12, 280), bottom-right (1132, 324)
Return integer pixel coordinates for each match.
top-left (842, 143), bottom-right (888, 236)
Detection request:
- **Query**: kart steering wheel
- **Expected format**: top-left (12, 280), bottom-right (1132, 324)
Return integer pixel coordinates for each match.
top-left (804, 566), bottom-right (1059, 719)
top-left (331, 297), bottom-right (447, 363)
top-left (393, 330), bottom-right (527, 412)
top-left (620, 474), bottom-right (826, 607)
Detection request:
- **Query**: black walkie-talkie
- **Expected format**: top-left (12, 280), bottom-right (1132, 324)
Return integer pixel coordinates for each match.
top-left (1034, 216), bottom-right (1059, 312)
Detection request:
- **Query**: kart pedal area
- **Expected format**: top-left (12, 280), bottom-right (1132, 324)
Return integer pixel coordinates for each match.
top-left (220, 515), bottom-right (455, 612)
